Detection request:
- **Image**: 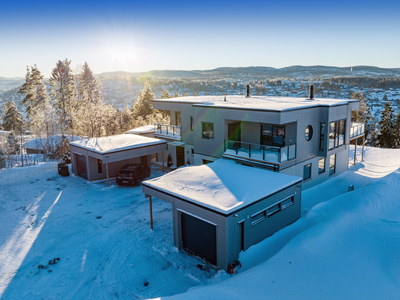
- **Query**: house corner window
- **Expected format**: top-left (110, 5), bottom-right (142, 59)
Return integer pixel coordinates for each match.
top-left (303, 163), bottom-right (311, 181)
top-left (329, 120), bottom-right (346, 150)
top-left (202, 122), bottom-right (214, 139)
top-left (329, 154), bottom-right (336, 175)
top-left (305, 125), bottom-right (313, 141)
top-left (318, 158), bottom-right (325, 174)
top-left (97, 159), bottom-right (103, 174)
top-left (175, 111), bottom-right (181, 127)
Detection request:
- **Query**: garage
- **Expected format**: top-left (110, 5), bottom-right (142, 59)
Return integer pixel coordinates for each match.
top-left (143, 158), bottom-right (302, 271)
top-left (70, 134), bottom-right (166, 184)
top-left (181, 212), bottom-right (217, 265)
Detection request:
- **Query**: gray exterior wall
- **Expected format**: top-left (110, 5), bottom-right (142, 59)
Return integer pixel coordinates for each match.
top-left (143, 181), bottom-right (301, 271)
top-left (87, 156), bottom-right (142, 181)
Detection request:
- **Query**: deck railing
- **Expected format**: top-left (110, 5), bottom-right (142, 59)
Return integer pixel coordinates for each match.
top-left (350, 122), bottom-right (365, 139)
top-left (154, 123), bottom-right (181, 138)
top-left (224, 140), bottom-right (296, 164)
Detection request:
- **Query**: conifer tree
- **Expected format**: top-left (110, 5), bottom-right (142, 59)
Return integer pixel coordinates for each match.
top-left (49, 59), bottom-right (76, 137)
top-left (131, 81), bottom-right (154, 117)
top-left (121, 100), bottom-right (132, 132)
top-left (2, 101), bottom-right (24, 133)
top-left (161, 89), bottom-right (171, 99)
top-left (173, 91), bottom-right (179, 98)
top-left (393, 111), bottom-right (400, 148)
top-left (378, 101), bottom-right (395, 148)
top-left (77, 62), bottom-right (104, 137)
top-left (366, 118), bottom-right (380, 147)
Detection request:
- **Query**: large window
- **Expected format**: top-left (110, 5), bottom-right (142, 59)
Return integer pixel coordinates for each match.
top-left (319, 123), bottom-right (325, 151)
top-left (330, 154), bottom-right (336, 175)
top-left (202, 122), bottom-right (214, 139)
top-left (318, 158), bottom-right (325, 174)
top-left (303, 163), bottom-right (312, 181)
top-left (260, 125), bottom-right (285, 147)
top-left (329, 120), bottom-right (346, 150)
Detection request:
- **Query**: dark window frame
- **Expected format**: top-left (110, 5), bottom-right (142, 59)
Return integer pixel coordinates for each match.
top-left (303, 163), bottom-right (312, 181)
top-left (318, 158), bottom-right (326, 174)
top-left (250, 194), bottom-right (295, 226)
top-left (329, 154), bottom-right (336, 176)
top-left (329, 120), bottom-right (346, 150)
top-left (260, 124), bottom-right (285, 147)
top-left (190, 116), bottom-right (193, 131)
top-left (202, 122), bottom-right (214, 140)
top-left (175, 111), bottom-right (181, 127)
top-left (319, 122), bottom-right (325, 151)
top-left (305, 125), bottom-right (313, 141)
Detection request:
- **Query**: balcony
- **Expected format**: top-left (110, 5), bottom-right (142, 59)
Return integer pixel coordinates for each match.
top-left (154, 123), bottom-right (181, 140)
top-left (350, 122), bottom-right (365, 139)
top-left (223, 140), bottom-right (296, 166)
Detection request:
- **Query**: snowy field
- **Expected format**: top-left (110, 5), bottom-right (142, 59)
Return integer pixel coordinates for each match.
top-left (1, 146), bottom-right (400, 299)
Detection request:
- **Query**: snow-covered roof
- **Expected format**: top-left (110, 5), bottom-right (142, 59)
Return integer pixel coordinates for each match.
top-left (24, 135), bottom-right (82, 150)
top-left (70, 134), bottom-right (166, 154)
top-left (143, 159), bottom-right (302, 214)
top-left (154, 95), bottom-right (359, 111)
top-left (125, 125), bottom-right (155, 135)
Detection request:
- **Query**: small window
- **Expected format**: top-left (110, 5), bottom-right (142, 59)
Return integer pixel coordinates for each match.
top-left (251, 211), bottom-right (266, 225)
top-left (303, 163), bottom-right (312, 181)
top-left (97, 159), bottom-right (103, 174)
top-left (305, 125), bottom-right (313, 141)
top-left (330, 154), bottom-right (336, 175)
top-left (267, 203), bottom-right (280, 217)
top-left (281, 197), bottom-right (294, 209)
top-left (202, 122), bottom-right (214, 139)
top-left (318, 158), bottom-right (325, 174)
top-left (190, 116), bottom-right (193, 131)
top-left (319, 123), bottom-right (325, 151)
top-left (191, 148), bottom-right (194, 155)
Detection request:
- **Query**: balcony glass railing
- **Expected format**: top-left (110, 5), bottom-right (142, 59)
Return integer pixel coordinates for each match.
top-left (350, 122), bottom-right (365, 138)
top-left (224, 140), bottom-right (296, 164)
top-left (154, 123), bottom-right (181, 138)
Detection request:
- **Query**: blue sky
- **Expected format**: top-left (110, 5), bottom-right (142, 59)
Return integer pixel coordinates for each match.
top-left (1, 0), bottom-right (399, 77)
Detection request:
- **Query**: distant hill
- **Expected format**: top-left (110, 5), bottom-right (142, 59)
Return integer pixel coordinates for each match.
top-left (98, 65), bottom-right (400, 79)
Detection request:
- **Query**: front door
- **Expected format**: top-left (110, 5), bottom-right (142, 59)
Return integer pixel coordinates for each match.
top-left (176, 146), bottom-right (185, 167)
top-left (75, 154), bottom-right (87, 179)
top-left (228, 123), bottom-right (241, 141)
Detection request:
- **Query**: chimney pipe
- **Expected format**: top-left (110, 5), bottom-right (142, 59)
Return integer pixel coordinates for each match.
top-left (309, 84), bottom-right (314, 100)
top-left (246, 84), bottom-right (250, 97)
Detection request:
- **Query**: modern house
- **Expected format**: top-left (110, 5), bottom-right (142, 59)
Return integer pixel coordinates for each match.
top-left (141, 87), bottom-right (364, 269)
top-left (152, 88), bottom-right (364, 189)
top-left (69, 134), bottom-right (166, 184)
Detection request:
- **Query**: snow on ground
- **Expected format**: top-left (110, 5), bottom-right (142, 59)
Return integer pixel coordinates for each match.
top-left (1, 146), bottom-right (400, 299)
top-left (0, 164), bottom-right (227, 300)
top-left (158, 146), bottom-right (400, 300)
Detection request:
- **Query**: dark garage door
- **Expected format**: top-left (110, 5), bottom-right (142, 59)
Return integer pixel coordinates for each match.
top-left (75, 154), bottom-right (87, 179)
top-left (181, 213), bottom-right (217, 265)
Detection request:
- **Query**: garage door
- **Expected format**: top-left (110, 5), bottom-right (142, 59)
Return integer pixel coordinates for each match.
top-left (75, 154), bottom-right (87, 179)
top-left (181, 213), bottom-right (217, 266)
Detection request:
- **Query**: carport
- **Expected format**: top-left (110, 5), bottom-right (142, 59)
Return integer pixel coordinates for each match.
top-left (70, 134), bottom-right (166, 186)
top-left (142, 159), bottom-right (302, 271)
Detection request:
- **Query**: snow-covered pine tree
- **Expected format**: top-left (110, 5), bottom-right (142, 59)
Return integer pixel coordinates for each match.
top-left (393, 111), bottom-right (400, 148)
top-left (104, 105), bottom-right (121, 136)
top-left (378, 101), bottom-right (395, 148)
top-left (77, 62), bottom-right (104, 137)
top-left (366, 118), bottom-right (380, 147)
top-left (49, 59), bottom-right (76, 137)
top-left (121, 100), bottom-right (132, 132)
top-left (173, 91), bottom-right (179, 98)
top-left (351, 92), bottom-right (372, 138)
top-left (131, 81), bottom-right (154, 117)
top-left (2, 101), bottom-right (24, 133)
top-left (161, 89), bottom-right (171, 99)
top-left (18, 66), bottom-right (35, 121)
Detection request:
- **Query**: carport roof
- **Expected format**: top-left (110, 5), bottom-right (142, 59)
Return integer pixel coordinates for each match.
top-left (143, 159), bottom-right (302, 215)
top-left (70, 134), bottom-right (166, 154)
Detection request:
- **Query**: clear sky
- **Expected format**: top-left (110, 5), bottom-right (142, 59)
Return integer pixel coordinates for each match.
top-left (1, 0), bottom-right (399, 78)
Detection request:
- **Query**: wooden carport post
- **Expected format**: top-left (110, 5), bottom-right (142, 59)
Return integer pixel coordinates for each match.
top-left (354, 139), bottom-right (357, 166)
top-left (361, 135), bottom-right (365, 162)
top-left (106, 163), bottom-right (109, 187)
top-left (149, 196), bottom-right (153, 230)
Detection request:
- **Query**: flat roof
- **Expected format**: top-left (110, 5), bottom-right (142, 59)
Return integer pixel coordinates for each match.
top-left (143, 159), bottom-right (302, 215)
top-left (153, 95), bottom-right (359, 112)
top-left (70, 134), bottom-right (166, 154)
top-left (125, 125), bottom-right (155, 134)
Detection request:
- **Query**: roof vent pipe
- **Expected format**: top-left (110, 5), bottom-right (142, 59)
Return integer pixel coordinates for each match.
top-left (246, 84), bottom-right (250, 97)
top-left (309, 84), bottom-right (314, 100)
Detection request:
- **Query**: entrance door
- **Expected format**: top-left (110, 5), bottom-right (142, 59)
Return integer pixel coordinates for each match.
top-left (181, 213), bottom-right (217, 265)
top-left (75, 154), bottom-right (87, 179)
top-left (228, 123), bottom-right (241, 141)
top-left (176, 146), bottom-right (185, 167)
